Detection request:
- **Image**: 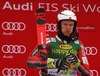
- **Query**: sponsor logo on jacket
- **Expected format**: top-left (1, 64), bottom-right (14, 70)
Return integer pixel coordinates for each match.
top-left (59, 44), bottom-right (72, 49)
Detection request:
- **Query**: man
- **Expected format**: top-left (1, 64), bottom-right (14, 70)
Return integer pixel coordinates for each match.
top-left (46, 10), bottom-right (90, 76)
top-left (27, 10), bottom-right (90, 76)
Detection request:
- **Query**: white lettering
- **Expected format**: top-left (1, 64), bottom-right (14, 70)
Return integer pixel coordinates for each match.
top-left (3, 32), bottom-right (13, 35)
top-left (70, 4), bottom-right (76, 12)
top-left (13, 4), bottom-right (20, 10)
top-left (51, 3), bottom-right (58, 12)
top-left (62, 4), bottom-right (69, 10)
top-left (3, 1), bottom-right (12, 10)
top-left (30, 3), bottom-right (33, 10)
top-left (97, 6), bottom-right (100, 13)
top-left (83, 4), bottom-right (96, 12)
top-left (39, 3), bottom-right (58, 12)
top-left (22, 3), bottom-right (29, 11)
top-left (77, 4), bottom-right (79, 12)
top-left (3, 1), bottom-right (33, 11)
top-left (3, 55), bottom-right (13, 59)
top-left (39, 3), bottom-right (45, 8)
top-left (62, 4), bottom-right (79, 12)
top-left (46, 3), bottom-right (50, 11)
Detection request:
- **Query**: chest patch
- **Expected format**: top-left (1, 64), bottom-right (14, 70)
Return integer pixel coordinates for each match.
top-left (51, 38), bottom-right (56, 42)
top-left (59, 44), bottom-right (72, 49)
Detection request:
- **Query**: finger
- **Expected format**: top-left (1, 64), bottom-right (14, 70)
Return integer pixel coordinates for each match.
top-left (61, 66), bottom-right (66, 70)
top-left (63, 63), bottom-right (70, 68)
top-left (64, 61), bottom-right (70, 65)
top-left (64, 65), bottom-right (70, 68)
top-left (61, 65), bottom-right (69, 70)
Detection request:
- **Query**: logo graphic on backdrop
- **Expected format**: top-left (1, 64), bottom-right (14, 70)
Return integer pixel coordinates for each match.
top-left (2, 68), bottom-right (27, 76)
top-left (46, 23), bottom-right (57, 32)
top-left (39, 70), bottom-right (42, 76)
top-left (89, 70), bottom-right (98, 76)
top-left (2, 22), bottom-right (26, 31)
top-left (2, 45), bottom-right (26, 54)
top-left (2, 22), bottom-right (26, 35)
top-left (2, 45), bottom-right (26, 59)
top-left (85, 47), bottom-right (97, 55)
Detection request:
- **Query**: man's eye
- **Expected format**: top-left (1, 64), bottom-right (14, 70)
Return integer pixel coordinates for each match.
top-left (64, 24), bottom-right (67, 26)
top-left (70, 24), bottom-right (73, 26)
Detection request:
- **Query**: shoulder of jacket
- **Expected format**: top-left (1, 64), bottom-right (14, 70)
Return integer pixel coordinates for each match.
top-left (46, 36), bottom-right (56, 44)
top-left (74, 40), bottom-right (80, 44)
top-left (46, 37), bottom-right (51, 44)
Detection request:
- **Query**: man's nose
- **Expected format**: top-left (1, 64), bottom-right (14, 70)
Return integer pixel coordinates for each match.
top-left (66, 25), bottom-right (70, 29)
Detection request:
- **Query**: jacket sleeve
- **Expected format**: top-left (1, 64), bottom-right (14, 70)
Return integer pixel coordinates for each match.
top-left (76, 41), bottom-right (90, 76)
top-left (46, 37), bottom-right (57, 68)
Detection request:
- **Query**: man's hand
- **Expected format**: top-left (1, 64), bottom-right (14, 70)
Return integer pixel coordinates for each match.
top-left (63, 53), bottom-right (79, 65)
top-left (53, 53), bottom-right (80, 70)
top-left (53, 58), bottom-right (70, 70)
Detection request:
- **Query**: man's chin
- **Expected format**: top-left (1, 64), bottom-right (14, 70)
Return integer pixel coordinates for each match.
top-left (63, 34), bottom-right (70, 37)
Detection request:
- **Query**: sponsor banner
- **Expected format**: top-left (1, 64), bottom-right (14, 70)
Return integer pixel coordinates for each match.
top-left (0, 0), bottom-right (100, 76)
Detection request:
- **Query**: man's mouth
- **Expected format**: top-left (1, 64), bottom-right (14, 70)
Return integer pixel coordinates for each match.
top-left (66, 31), bottom-right (70, 33)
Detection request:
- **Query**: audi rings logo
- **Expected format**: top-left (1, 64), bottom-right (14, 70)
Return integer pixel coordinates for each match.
top-left (2, 45), bottom-right (26, 54)
top-left (46, 23), bottom-right (57, 32)
top-left (39, 70), bottom-right (42, 76)
top-left (85, 47), bottom-right (98, 55)
top-left (90, 70), bottom-right (98, 76)
top-left (2, 22), bottom-right (26, 31)
top-left (2, 68), bottom-right (27, 76)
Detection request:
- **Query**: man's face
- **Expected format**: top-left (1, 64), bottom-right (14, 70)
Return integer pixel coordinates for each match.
top-left (61, 20), bottom-right (74, 37)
